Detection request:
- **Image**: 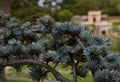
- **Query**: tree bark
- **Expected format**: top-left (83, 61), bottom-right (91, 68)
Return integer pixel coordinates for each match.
top-left (1, 0), bottom-right (11, 14)
top-left (72, 63), bottom-right (77, 82)
top-left (4, 59), bottom-right (71, 82)
top-left (91, 71), bottom-right (97, 82)
top-left (0, 68), bottom-right (6, 82)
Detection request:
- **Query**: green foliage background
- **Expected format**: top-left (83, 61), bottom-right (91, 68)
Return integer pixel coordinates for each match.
top-left (10, 0), bottom-right (120, 22)
top-left (111, 37), bottom-right (120, 53)
top-left (58, 10), bottom-right (73, 22)
top-left (65, 0), bottom-right (120, 15)
top-left (11, 0), bottom-right (47, 24)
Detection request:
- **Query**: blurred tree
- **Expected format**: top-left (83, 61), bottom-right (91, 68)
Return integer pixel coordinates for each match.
top-left (111, 37), bottom-right (120, 53)
top-left (39, 0), bottom-right (62, 15)
top-left (38, 0), bottom-right (63, 20)
top-left (102, 0), bottom-right (120, 15)
top-left (60, 0), bottom-right (76, 9)
top-left (1, 0), bottom-right (120, 21)
top-left (11, 0), bottom-right (47, 23)
top-left (12, 0), bottom-right (38, 8)
top-left (0, 0), bottom-right (1, 5)
top-left (69, 0), bottom-right (120, 15)
top-left (58, 9), bottom-right (73, 22)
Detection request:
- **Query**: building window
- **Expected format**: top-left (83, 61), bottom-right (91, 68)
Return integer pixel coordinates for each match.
top-left (102, 30), bottom-right (106, 35)
top-left (93, 17), bottom-right (96, 23)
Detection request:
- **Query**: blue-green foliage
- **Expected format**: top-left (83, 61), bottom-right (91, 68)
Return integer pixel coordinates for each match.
top-left (30, 65), bottom-right (47, 82)
top-left (95, 69), bottom-right (120, 82)
top-left (0, 11), bottom-right (38, 77)
top-left (32, 17), bottom-right (119, 82)
top-left (76, 66), bottom-right (88, 77)
top-left (0, 11), bottom-right (120, 82)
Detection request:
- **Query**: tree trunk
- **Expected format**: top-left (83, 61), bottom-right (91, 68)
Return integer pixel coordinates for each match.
top-left (4, 59), bottom-right (71, 82)
top-left (91, 71), bottom-right (97, 82)
top-left (0, 68), bottom-right (6, 82)
top-left (50, 68), bottom-right (71, 82)
top-left (72, 63), bottom-right (77, 82)
top-left (1, 0), bottom-right (11, 14)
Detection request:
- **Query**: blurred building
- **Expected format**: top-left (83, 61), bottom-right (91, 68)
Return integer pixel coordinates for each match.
top-left (95, 21), bottom-right (112, 36)
top-left (72, 10), bottom-right (112, 36)
top-left (71, 15), bottom-right (81, 24)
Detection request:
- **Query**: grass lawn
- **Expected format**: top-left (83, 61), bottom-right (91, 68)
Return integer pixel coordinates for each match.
top-left (48, 73), bottom-right (93, 82)
top-left (7, 79), bottom-right (30, 82)
top-left (6, 65), bottom-right (93, 82)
